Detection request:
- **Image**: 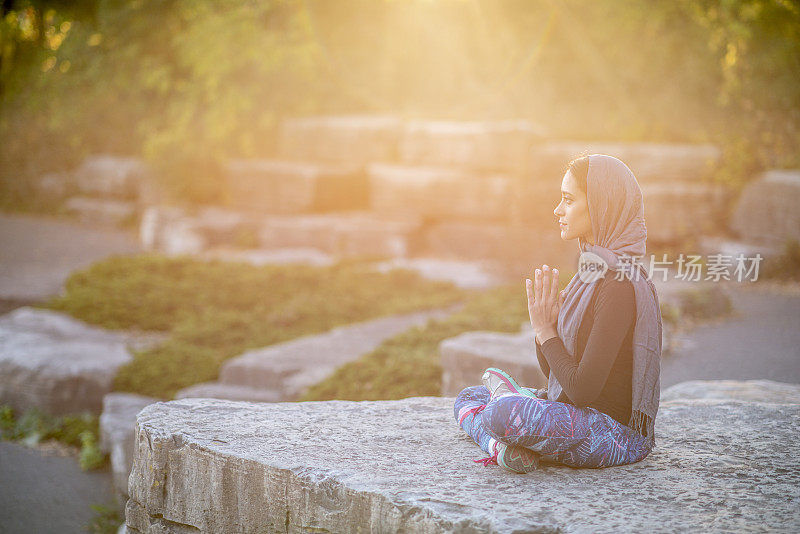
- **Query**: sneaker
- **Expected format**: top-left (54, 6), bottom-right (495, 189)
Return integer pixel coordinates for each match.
top-left (495, 441), bottom-right (541, 474)
top-left (474, 438), bottom-right (540, 474)
top-left (481, 367), bottom-right (538, 402)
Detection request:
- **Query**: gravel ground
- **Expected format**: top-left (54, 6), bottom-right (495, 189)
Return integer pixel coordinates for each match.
top-left (0, 211), bottom-right (140, 301)
top-left (0, 440), bottom-right (116, 534)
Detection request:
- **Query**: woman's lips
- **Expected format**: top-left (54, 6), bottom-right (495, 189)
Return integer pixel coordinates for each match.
top-left (559, 222), bottom-right (567, 228)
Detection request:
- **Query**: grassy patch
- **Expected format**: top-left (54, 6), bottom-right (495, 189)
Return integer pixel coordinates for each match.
top-left (0, 405), bottom-right (107, 471)
top-left (43, 254), bottom-right (465, 399)
top-left (87, 503), bottom-right (123, 534)
top-left (761, 239), bottom-right (800, 282)
top-left (301, 284), bottom-right (534, 401)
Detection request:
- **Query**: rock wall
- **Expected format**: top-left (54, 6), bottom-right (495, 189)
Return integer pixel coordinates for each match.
top-left (125, 380), bottom-right (800, 533)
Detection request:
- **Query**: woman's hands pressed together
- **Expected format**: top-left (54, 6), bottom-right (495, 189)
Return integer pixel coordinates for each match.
top-left (526, 264), bottom-right (565, 345)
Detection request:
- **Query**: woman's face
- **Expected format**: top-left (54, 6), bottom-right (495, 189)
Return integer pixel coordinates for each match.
top-left (553, 170), bottom-right (594, 244)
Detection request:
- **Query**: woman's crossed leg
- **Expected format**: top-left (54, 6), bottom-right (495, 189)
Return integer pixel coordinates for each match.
top-left (455, 385), bottom-right (652, 469)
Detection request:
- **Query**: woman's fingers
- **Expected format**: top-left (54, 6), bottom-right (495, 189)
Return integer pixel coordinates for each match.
top-left (525, 278), bottom-right (533, 307)
top-left (534, 268), bottom-right (543, 302)
top-left (551, 268), bottom-right (560, 307)
top-left (541, 265), bottom-right (552, 303)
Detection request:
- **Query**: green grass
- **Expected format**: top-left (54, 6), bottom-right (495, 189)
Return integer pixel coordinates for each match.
top-left (43, 254), bottom-right (465, 399)
top-left (761, 239), bottom-right (800, 282)
top-left (0, 405), bottom-right (107, 470)
top-left (301, 284), bottom-right (535, 401)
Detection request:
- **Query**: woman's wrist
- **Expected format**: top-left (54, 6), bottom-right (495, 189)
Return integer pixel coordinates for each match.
top-left (536, 326), bottom-right (559, 345)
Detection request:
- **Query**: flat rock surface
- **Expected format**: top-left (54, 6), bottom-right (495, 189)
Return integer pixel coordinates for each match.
top-left (127, 381), bottom-right (800, 533)
top-left (0, 307), bottom-right (162, 415)
top-left (220, 306), bottom-right (459, 397)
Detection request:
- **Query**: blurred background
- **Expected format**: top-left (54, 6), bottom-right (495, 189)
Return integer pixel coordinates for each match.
top-left (0, 1), bottom-right (799, 532)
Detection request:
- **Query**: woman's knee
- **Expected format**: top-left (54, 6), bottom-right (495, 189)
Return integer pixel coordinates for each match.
top-left (455, 385), bottom-right (489, 403)
top-left (482, 396), bottom-right (523, 437)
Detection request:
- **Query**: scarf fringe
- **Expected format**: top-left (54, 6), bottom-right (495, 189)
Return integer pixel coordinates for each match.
top-left (629, 410), bottom-right (656, 446)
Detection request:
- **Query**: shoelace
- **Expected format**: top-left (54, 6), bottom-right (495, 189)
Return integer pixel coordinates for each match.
top-left (473, 451), bottom-right (499, 466)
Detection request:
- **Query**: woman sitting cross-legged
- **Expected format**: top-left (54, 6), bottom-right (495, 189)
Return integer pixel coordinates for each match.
top-left (454, 154), bottom-right (663, 473)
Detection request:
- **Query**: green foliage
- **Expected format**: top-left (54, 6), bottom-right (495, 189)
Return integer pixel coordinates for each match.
top-left (674, 286), bottom-right (734, 321)
top-left (79, 430), bottom-right (107, 470)
top-left (87, 503), bottom-right (123, 534)
top-left (0, 404), bottom-right (107, 470)
top-left (761, 239), bottom-right (800, 281)
top-left (44, 254), bottom-right (465, 399)
top-left (2, 0), bottom-right (799, 206)
top-left (301, 284), bottom-right (532, 401)
top-left (660, 301), bottom-right (681, 326)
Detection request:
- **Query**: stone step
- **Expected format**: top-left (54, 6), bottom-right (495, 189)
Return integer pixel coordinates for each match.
top-left (72, 155), bottom-right (149, 201)
top-left (257, 211), bottom-right (423, 258)
top-left (0, 307), bottom-right (163, 415)
top-left (440, 330), bottom-right (546, 397)
top-left (62, 196), bottom-right (138, 227)
top-left (367, 163), bottom-right (512, 221)
top-left (424, 220), bottom-right (579, 272)
top-left (371, 257), bottom-right (503, 289)
top-left (278, 115), bottom-right (403, 166)
top-left (174, 382), bottom-right (283, 403)
top-left (224, 159), bottom-right (367, 213)
top-left (730, 169), bottom-right (800, 248)
top-left (99, 393), bottom-right (159, 511)
top-left (219, 306), bottom-right (459, 398)
top-left (398, 119), bottom-right (545, 172)
top-left (125, 381), bottom-right (800, 533)
top-left (529, 142), bottom-right (721, 183)
top-left (198, 247), bottom-right (335, 267)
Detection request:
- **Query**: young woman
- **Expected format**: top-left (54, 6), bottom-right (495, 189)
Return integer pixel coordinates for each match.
top-left (454, 154), bottom-right (663, 473)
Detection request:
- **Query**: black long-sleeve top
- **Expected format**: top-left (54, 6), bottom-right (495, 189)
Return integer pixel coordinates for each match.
top-left (535, 273), bottom-right (635, 427)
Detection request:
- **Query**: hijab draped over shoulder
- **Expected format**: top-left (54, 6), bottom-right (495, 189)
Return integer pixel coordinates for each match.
top-left (547, 154), bottom-right (662, 446)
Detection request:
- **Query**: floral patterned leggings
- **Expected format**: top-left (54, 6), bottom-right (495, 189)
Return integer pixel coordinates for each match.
top-left (454, 385), bottom-right (653, 468)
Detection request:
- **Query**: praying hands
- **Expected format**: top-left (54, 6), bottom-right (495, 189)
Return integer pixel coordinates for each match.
top-left (525, 264), bottom-right (565, 345)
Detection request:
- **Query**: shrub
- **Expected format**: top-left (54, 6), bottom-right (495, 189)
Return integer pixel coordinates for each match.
top-left (0, 405), bottom-right (107, 471)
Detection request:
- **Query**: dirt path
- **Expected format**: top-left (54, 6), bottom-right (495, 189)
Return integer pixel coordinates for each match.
top-left (0, 441), bottom-right (116, 534)
top-left (661, 282), bottom-right (800, 389)
top-left (0, 211), bottom-right (140, 301)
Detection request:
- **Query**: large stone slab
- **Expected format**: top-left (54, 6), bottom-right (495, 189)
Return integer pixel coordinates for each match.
top-left (62, 196), bottom-right (138, 227)
top-left (220, 307), bottom-right (457, 398)
top-left (140, 205), bottom-right (262, 255)
top-left (440, 330), bottom-right (546, 396)
top-left (730, 170), bottom-right (800, 247)
top-left (640, 183), bottom-right (730, 243)
top-left (73, 155), bottom-right (149, 200)
top-left (258, 211), bottom-right (423, 258)
top-left (372, 257), bottom-right (502, 289)
top-left (0, 307), bottom-right (161, 415)
top-left (125, 380), bottom-right (800, 533)
top-left (198, 247), bottom-right (335, 267)
top-left (368, 163), bottom-right (512, 221)
top-left (174, 382), bottom-right (282, 403)
top-left (278, 115), bottom-right (403, 165)
top-left (100, 393), bottom-right (159, 509)
top-left (399, 119), bottom-right (544, 172)
top-left (529, 142), bottom-right (721, 184)
top-left (224, 159), bottom-right (367, 213)
top-left (424, 221), bottom-right (579, 272)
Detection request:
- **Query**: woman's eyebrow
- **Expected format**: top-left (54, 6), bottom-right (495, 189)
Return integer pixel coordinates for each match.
top-left (561, 190), bottom-right (574, 198)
